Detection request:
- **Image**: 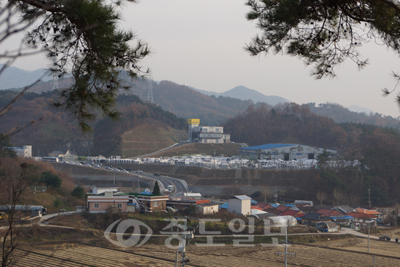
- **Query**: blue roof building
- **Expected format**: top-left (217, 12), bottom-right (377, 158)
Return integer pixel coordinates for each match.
top-left (239, 143), bottom-right (337, 161)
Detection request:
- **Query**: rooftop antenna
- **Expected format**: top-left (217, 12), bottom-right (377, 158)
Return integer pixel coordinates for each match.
top-left (147, 76), bottom-right (154, 104)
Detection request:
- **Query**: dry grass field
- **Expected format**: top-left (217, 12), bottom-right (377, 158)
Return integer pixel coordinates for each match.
top-left (11, 237), bottom-right (400, 267)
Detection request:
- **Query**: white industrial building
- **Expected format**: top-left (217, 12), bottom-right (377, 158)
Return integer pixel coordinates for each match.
top-left (228, 195), bottom-right (251, 215)
top-left (7, 145), bottom-right (32, 157)
top-left (188, 119), bottom-right (230, 144)
top-left (239, 143), bottom-right (337, 161)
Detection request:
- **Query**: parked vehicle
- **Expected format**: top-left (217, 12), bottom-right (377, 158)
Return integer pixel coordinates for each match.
top-left (137, 170), bottom-right (143, 173)
top-left (153, 173), bottom-right (160, 176)
top-left (379, 236), bottom-right (391, 241)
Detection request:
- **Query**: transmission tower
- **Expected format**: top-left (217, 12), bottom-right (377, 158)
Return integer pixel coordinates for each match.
top-left (52, 72), bottom-right (59, 90)
top-left (147, 77), bottom-right (154, 104)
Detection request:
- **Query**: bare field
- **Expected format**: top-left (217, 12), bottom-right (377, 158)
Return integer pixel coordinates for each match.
top-left (12, 237), bottom-right (400, 267)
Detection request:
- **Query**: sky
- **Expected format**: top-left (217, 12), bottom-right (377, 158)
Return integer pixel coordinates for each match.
top-left (4, 0), bottom-right (400, 118)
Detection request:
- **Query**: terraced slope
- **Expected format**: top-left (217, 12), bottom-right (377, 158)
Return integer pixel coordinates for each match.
top-left (121, 121), bottom-right (187, 158)
top-left (150, 143), bottom-right (242, 157)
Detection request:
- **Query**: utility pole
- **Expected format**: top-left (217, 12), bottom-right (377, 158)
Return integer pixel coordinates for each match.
top-left (275, 222), bottom-right (295, 267)
top-left (213, 149), bottom-right (216, 169)
top-left (368, 188), bottom-right (371, 209)
top-left (174, 216), bottom-right (194, 267)
top-left (366, 220), bottom-right (374, 253)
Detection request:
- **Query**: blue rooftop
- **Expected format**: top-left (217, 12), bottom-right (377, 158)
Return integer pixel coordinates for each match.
top-left (219, 203), bottom-right (229, 209)
top-left (239, 144), bottom-right (297, 151)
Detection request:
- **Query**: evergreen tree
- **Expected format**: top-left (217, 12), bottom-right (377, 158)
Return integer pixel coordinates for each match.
top-left (1, 0), bottom-right (149, 131)
top-left (71, 186), bottom-right (85, 199)
top-left (246, 0), bottom-right (400, 104)
top-left (152, 181), bottom-right (161, 196)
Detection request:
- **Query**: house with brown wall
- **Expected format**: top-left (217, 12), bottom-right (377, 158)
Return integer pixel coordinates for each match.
top-left (132, 195), bottom-right (169, 213)
top-left (87, 191), bottom-right (129, 213)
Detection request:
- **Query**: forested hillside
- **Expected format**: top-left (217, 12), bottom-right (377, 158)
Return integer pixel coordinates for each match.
top-left (307, 103), bottom-right (400, 130)
top-left (91, 94), bottom-right (187, 157)
top-left (223, 103), bottom-right (400, 206)
top-left (0, 91), bottom-right (186, 157)
top-left (142, 80), bottom-right (255, 125)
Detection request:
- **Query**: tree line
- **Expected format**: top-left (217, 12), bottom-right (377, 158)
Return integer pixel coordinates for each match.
top-left (223, 103), bottom-right (400, 206)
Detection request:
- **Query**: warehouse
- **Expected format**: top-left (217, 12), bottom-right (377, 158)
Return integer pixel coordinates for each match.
top-left (239, 143), bottom-right (337, 161)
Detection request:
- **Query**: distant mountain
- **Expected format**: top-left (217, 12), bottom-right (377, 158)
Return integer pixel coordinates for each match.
top-left (192, 85), bottom-right (288, 106)
top-left (307, 103), bottom-right (400, 130)
top-left (347, 105), bottom-right (374, 114)
top-left (152, 81), bottom-right (255, 125)
top-left (190, 87), bottom-right (220, 97)
top-left (0, 65), bottom-right (52, 90)
top-left (221, 86), bottom-right (288, 106)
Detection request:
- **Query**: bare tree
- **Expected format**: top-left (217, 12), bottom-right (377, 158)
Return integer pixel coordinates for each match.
top-left (348, 194), bottom-right (361, 208)
top-left (332, 188), bottom-right (346, 207)
top-left (220, 186), bottom-right (244, 198)
top-left (0, 157), bottom-right (39, 267)
top-left (262, 187), bottom-right (271, 203)
top-left (316, 191), bottom-right (327, 206)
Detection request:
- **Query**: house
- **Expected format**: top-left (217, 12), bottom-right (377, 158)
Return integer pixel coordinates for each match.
top-left (294, 200), bottom-right (313, 207)
top-left (273, 205), bottom-right (290, 214)
top-left (168, 199), bottom-right (210, 212)
top-left (301, 212), bottom-right (332, 225)
top-left (316, 221), bottom-right (339, 232)
top-left (347, 212), bottom-right (378, 223)
top-left (332, 205), bottom-right (356, 214)
top-left (254, 203), bottom-right (272, 211)
top-left (90, 185), bottom-right (119, 195)
top-left (196, 202), bottom-right (219, 215)
top-left (228, 195), bottom-right (251, 215)
top-left (87, 191), bottom-right (129, 213)
top-left (298, 206), bottom-right (319, 214)
top-left (316, 209), bottom-right (346, 218)
top-left (279, 209), bottom-right (305, 219)
top-left (183, 192), bottom-right (202, 199)
top-left (355, 208), bottom-right (382, 219)
top-left (133, 195), bottom-right (169, 213)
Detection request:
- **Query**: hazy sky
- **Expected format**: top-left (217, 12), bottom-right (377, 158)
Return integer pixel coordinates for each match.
top-left (5, 0), bottom-right (400, 117)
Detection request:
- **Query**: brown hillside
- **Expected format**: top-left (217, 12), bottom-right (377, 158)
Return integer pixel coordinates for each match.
top-left (150, 143), bottom-right (242, 157)
top-left (121, 119), bottom-right (187, 157)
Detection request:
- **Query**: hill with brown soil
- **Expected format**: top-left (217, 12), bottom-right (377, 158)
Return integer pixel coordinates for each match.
top-left (121, 120), bottom-right (187, 157)
top-left (150, 143), bottom-right (242, 157)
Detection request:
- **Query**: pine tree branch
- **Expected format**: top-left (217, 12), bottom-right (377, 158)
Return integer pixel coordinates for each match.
top-left (18, 0), bottom-right (63, 13)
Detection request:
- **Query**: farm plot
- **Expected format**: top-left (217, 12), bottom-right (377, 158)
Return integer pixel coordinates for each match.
top-left (10, 244), bottom-right (172, 267)
top-left (130, 240), bottom-right (400, 267)
top-left (8, 238), bottom-right (400, 267)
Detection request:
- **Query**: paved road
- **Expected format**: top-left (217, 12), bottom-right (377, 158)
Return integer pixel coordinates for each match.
top-left (135, 172), bottom-right (187, 197)
top-left (66, 163), bottom-right (188, 198)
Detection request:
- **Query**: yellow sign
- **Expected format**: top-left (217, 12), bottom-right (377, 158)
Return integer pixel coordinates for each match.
top-left (188, 119), bottom-right (200, 125)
